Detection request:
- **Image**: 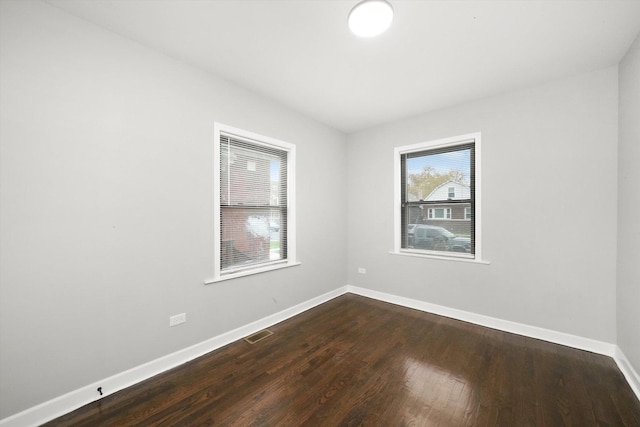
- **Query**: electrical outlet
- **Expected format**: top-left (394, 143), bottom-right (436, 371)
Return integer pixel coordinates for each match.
top-left (169, 313), bottom-right (186, 327)
top-left (358, 267), bottom-right (366, 274)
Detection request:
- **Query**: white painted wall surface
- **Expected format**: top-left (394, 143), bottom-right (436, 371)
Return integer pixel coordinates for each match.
top-left (617, 32), bottom-right (640, 378)
top-left (0, 0), bottom-right (347, 419)
top-left (347, 67), bottom-right (618, 344)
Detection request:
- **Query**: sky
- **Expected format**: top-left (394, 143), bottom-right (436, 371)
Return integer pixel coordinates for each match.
top-left (407, 148), bottom-right (471, 184)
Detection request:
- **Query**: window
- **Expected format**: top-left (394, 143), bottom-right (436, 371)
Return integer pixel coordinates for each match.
top-left (428, 207), bottom-right (451, 219)
top-left (211, 123), bottom-right (297, 282)
top-left (394, 132), bottom-right (481, 260)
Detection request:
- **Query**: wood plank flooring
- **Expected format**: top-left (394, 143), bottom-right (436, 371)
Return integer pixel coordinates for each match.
top-left (45, 294), bottom-right (640, 426)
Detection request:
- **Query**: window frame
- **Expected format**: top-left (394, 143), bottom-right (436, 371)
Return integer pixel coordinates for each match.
top-left (393, 132), bottom-right (483, 262)
top-left (428, 207), bottom-right (451, 220)
top-left (208, 123), bottom-right (298, 283)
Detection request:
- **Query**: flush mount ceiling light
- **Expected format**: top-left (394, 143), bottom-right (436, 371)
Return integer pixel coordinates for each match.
top-left (348, 0), bottom-right (394, 37)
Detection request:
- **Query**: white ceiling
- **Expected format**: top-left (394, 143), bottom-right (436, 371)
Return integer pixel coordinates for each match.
top-left (46, 0), bottom-right (640, 133)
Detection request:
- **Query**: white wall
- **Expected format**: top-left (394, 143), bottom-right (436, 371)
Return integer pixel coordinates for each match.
top-left (0, 0), bottom-right (347, 419)
top-left (0, 0), bottom-right (635, 422)
top-left (347, 67), bottom-right (619, 343)
top-left (618, 33), bottom-right (640, 377)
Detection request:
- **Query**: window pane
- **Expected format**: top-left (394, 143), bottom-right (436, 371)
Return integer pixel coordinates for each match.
top-left (407, 221), bottom-right (471, 253)
top-left (400, 141), bottom-right (475, 256)
top-left (219, 133), bottom-right (289, 274)
top-left (221, 207), bottom-right (285, 270)
top-left (220, 138), bottom-right (286, 207)
top-left (406, 148), bottom-right (471, 202)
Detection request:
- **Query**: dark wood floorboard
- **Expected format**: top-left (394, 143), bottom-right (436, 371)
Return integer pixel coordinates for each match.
top-left (44, 294), bottom-right (640, 426)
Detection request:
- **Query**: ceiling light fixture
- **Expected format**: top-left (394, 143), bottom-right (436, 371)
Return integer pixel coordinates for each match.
top-left (348, 0), bottom-right (394, 38)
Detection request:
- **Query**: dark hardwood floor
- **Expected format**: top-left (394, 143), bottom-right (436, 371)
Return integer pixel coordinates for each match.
top-left (45, 294), bottom-right (640, 426)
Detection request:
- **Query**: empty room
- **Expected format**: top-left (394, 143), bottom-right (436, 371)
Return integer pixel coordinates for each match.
top-left (1, 0), bottom-right (640, 425)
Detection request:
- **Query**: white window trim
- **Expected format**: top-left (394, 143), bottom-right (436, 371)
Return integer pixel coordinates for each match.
top-left (389, 250), bottom-right (490, 265)
top-left (206, 123), bottom-right (298, 284)
top-left (393, 132), bottom-right (484, 263)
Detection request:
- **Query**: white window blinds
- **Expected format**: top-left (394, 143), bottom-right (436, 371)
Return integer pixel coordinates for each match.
top-left (219, 133), bottom-right (288, 274)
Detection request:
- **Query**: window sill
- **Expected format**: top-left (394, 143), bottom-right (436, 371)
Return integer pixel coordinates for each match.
top-left (389, 250), bottom-right (490, 265)
top-left (205, 261), bottom-right (302, 284)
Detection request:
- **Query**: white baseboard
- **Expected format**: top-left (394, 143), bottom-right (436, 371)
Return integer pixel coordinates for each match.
top-left (3, 284), bottom-right (638, 426)
top-left (347, 285), bottom-right (640, 403)
top-left (0, 286), bottom-right (348, 427)
top-left (347, 285), bottom-right (617, 356)
top-left (615, 346), bottom-right (640, 401)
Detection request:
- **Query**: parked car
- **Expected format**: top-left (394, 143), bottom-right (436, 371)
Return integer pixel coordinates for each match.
top-left (412, 224), bottom-right (451, 250)
top-left (411, 225), bottom-right (470, 253)
top-left (450, 235), bottom-right (471, 253)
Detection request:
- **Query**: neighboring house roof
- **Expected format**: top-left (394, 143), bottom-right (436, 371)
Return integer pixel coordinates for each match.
top-left (424, 180), bottom-right (470, 201)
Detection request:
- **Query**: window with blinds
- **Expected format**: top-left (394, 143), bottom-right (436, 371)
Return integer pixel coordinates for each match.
top-left (213, 124), bottom-right (296, 280)
top-left (395, 133), bottom-right (481, 260)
